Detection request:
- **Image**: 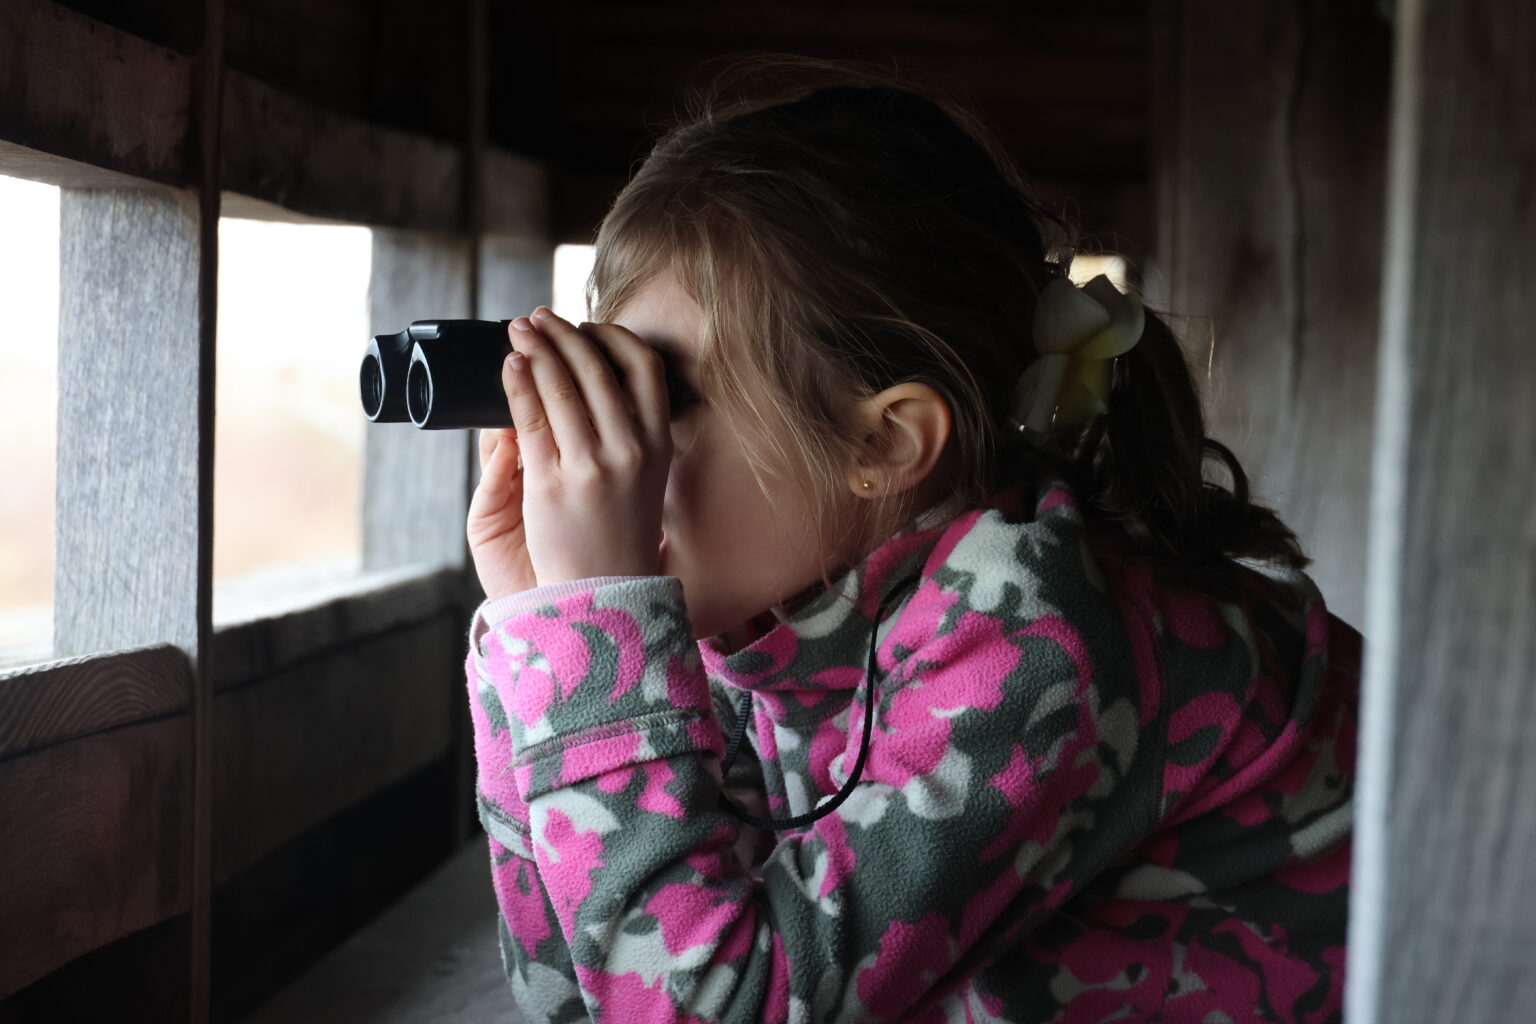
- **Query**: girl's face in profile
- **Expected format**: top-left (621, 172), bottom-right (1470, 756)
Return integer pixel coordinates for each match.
top-left (612, 269), bottom-right (830, 649)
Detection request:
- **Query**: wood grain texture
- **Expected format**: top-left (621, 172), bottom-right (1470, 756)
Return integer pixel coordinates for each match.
top-left (362, 230), bottom-right (474, 573)
top-left (54, 188), bottom-right (204, 655)
top-left (0, 716), bottom-right (193, 996)
top-left (0, 139), bottom-right (170, 191)
top-left (209, 566), bottom-right (464, 692)
top-left (0, 644), bottom-right (191, 759)
top-left (1348, 0), bottom-right (1536, 1020)
top-left (0, 0), bottom-right (193, 186)
top-left (211, 611), bottom-right (460, 884)
top-left (1150, 0), bottom-right (1389, 630)
top-left (220, 69), bottom-right (464, 232)
top-left (0, 2), bottom-right (532, 235)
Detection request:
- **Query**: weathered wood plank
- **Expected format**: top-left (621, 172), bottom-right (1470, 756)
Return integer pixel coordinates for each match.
top-left (210, 566), bottom-right (466, 691)
top-left (220, 69), bottom-right (464, 233)
top-left (0, 645), bottom-right (191, 759)
top-left (1149, 0), bottom-right (1389, 630)
top-left (211, 612), bottom-right (460, 882)
top-left (0, 716), bottom-right (192, 996)
top-left (0, 1), bottom-right (540, 234)
top-left (208, 756), bottom-right (458, 1023)
top-left (481, 148), bottom-right (551, 242)
top-left (1348, 0), bottom-right (1536, 1020)
top-left (53, 187), bottom-right (204, 657)
top-left (0, 0), bottom-right (192, 186)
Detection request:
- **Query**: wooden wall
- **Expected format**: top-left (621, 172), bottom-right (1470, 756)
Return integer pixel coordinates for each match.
top-left (1348, 0), bottom-right (1536, 1019)
top-left (1149, 0), bottom-right (1392, 631)
top-left (0, 1), bottom-right (553, 1021)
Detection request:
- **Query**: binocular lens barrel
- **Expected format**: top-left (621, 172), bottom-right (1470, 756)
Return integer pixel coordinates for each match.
top-left (358, 327), bottom-right (415, 423)
top-left (358, 319), bottom-right (515, 429)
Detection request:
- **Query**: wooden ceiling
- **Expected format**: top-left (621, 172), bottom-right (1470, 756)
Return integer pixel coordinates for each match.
top-left (49, 0), bottom-right (1152, 254)
top-left (491, 0), bottom-right (1152, 251)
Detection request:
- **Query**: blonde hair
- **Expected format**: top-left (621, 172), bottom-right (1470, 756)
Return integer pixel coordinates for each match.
top-left (586, 52), bottom-right (1310, 607)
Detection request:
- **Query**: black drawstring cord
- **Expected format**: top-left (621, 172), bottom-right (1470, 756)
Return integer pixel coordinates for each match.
top-left (716, 573), bottom-right (921, 831)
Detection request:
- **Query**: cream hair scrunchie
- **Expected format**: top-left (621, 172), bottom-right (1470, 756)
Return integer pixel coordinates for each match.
top-left (1006, 273), bottom-right (1146, 437)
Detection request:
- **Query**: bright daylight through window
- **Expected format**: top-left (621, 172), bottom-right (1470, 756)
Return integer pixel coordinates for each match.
top-left (212, 213), bottom-right (371, 624)
top-left (0, 174), bottom-right (59, 668)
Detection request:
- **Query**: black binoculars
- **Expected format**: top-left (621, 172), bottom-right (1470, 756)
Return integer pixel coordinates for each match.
top-left (359, 319), bottom-right (517, 430)
top-left (360, 318), bottom-right (685, 430)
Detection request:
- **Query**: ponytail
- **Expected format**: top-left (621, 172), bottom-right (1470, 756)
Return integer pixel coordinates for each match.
top-left (1016, 305), bottom-right (1313, 604)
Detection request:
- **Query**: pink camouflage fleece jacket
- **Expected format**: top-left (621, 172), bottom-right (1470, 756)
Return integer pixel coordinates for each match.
top-left (462, 459), bottom-right (1360, 1023)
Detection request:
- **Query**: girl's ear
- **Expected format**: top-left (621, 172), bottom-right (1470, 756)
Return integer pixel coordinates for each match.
top-left (852, 382), bottom-right (954, 492)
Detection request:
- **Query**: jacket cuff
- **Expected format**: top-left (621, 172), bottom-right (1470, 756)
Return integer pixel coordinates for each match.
top-left (478, 576), bottom-right (725, 802)
top-left (468, 576), bottom-right (657, 657)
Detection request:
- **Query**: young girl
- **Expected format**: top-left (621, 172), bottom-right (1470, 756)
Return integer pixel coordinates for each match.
top-left (463, 54), bottom-right (1359, 1024)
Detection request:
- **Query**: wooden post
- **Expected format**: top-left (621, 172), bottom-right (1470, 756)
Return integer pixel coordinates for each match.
top-left (49, 1), bottom-right (224, 1018)
top-left (1348, 0), bottom-right (1536, 1020)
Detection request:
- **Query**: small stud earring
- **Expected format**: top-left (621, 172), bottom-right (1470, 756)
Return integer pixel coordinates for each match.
top-left (861, 480), bottom-right (873, 491)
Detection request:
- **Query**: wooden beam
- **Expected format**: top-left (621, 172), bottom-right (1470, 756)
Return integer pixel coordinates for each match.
top-left (220, 69), bottom-right (465, 233)
top-left (0, 717), bottom-right (193, 996)
top-left (0, 0), bottom-right (543, 234)
top-left (0, 0), bottom-right (192, 187)
top-left (1348, 0), bottom-right (1536, 1019)
top-left (0, 645), bottom-right (191, 759)
top-left (568, 3), bottom-right (1146, 55)
top-left (210, 568), bottom-right (467, 691)
top-left (211, 613), bottom-right (460, 882)
top-left (54, 185), bottom-right (207, 649)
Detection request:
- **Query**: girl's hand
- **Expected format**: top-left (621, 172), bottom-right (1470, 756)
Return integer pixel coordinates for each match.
top-left (467, 424), bottom-right (538, 602)
top-left (484, 306), bottom-right (672, 592)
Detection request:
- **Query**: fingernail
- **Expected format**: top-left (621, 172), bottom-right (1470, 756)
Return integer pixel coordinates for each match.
top-left (532, 306), bottom-right (553, 321)
top-left (505, 353), bottom-right (524, 371)
top-left (512, 317), bottom-right (533, 332)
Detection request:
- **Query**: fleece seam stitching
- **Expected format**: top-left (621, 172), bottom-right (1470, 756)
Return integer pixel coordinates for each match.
top-left (512, 708), bottom-right (709, 769)
top-left (477, 788), bottom-right (531, 837)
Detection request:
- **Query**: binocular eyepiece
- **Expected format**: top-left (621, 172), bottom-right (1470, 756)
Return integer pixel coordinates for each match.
top-left (360, 319), bottom-right (517, 429)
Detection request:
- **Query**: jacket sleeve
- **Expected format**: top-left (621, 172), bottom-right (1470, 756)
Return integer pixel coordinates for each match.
top-left (466, 577), bottom-right (776, 1020)
top-left (466, 578), bottom-right (656, 1023)
top-left (479, 573), bottom-right (1156, 1023)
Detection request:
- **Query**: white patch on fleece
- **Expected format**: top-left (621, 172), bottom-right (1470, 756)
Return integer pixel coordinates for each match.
top-left (510, 958), bottom-right (581, 1020)
top-left (583, 904), bottom-right (719, 986)
top-left (901, 744), bottom-right (974, 819)
top-left (1113, 863), bottom-right (1208, 900)
top-left (530, 789), bottom-right (621, 861)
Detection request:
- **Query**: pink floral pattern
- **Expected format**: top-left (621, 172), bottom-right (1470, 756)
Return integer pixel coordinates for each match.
top-left (464, 464), bottom-right (1358, 1022)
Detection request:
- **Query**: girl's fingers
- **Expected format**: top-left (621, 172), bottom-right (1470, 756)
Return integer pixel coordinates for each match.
top-left (579, 321), bottom-right (669, 449)
top-left (477, 427), bottom-right (499, 474)
top-left (477, 427), bottom-right (519, 490)
top-left (519, 310), bottom-right (634, 453)
top-left (507, 318), bottom-right (596, 465)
